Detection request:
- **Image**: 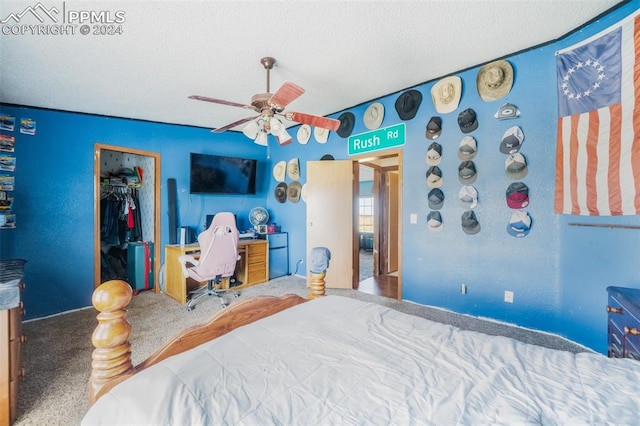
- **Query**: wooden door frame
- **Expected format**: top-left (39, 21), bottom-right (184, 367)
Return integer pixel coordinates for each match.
top-left (352, 150), bottom-right (402, 299)
top-left (93, 143), bottom-right (162, 291)
top-left (378, 165), bottom-right (399, 275)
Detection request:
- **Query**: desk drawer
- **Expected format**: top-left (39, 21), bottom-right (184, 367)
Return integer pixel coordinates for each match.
top-left (248, 264), bottom-right (267, 282)
top-left (247, 247), bottom-right (267, 266)
top-left (608, 320), bottom-right (624, 358)
top-left (607, 286), bottom-right (640, 361)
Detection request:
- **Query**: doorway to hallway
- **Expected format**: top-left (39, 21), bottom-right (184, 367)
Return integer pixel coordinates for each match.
top-left (355, 153), bottom-right (400, 299)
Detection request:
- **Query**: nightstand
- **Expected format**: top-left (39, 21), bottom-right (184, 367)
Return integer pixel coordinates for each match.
top-left (606, 286), bottom-right (640, 361)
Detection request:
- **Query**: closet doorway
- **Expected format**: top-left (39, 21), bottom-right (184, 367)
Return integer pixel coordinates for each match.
top-left (93, 143), bottom-right (161, 290)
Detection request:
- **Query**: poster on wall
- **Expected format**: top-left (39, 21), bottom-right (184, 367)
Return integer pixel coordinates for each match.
top-left (19, 118), bottom-right (36, 135)
top-left (0, 135), bottom-right (15, 152)
top-left (0, 115), bottom-right (15, 132)
top-left (0, 156), bottom-right (16, 172)
top-left (0, 175), bottom-right (14, 191)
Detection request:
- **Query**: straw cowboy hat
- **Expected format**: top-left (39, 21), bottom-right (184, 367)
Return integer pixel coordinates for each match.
top-left (431, 76), bottom-right (462, 114)
top-left (476, 60), bottom-right (514, 102)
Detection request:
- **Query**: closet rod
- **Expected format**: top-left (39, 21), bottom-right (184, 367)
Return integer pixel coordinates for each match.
top-left (568, 223), bottom-right (640, 230)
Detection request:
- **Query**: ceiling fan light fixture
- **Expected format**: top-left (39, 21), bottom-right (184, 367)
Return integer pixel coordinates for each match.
top-left (276, 128), bottom-right (293, 146)
top-left (254, 130), bottom-right (269, 146)
top-left (242, 120), bottom-right (260, 139)
top-left (269, 117), bottom-right (283, 134)
top-left (191, 57), bottom-right (336, 136)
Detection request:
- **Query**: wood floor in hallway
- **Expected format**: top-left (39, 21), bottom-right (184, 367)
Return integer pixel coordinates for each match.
top-left (357, 274), bottom-right (398, 299)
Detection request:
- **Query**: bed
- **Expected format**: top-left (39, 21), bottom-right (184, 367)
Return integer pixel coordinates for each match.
top-left (83, 280), bottom-right (640, 425)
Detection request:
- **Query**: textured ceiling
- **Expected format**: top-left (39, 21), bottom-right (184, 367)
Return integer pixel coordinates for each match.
top-left (0, 1), bottom-right (624, 131)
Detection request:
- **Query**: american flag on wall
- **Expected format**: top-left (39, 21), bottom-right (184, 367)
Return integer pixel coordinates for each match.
top-left (554, 11), bottom-right (640, 216)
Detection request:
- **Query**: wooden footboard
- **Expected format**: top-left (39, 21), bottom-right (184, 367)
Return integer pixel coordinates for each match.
top-left (88, 280), bottom-right (312, 406)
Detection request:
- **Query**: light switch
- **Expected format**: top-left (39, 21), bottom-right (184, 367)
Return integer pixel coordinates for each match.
top-left (410, 213), bottom-right (417, 224)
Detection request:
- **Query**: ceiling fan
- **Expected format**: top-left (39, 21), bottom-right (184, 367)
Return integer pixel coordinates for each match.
top-left (189, 57), bottom-right (340, 146)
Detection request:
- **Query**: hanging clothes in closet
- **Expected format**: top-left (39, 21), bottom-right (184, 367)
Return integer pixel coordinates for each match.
top-left (100, 186), bottom-right (143, 282)
top-left (100, 186), bottom-right (143, 246)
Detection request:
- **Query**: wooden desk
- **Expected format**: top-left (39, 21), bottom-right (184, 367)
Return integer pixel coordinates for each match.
top-left (164, 239), bottom-right (269, 304)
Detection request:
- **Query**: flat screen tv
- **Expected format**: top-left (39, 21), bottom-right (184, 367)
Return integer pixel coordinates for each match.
top-left (190, 153), bottom-right (257, 195)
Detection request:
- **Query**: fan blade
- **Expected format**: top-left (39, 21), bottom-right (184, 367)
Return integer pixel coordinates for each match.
top-left (268, 82), bottom-right (305, 110)
top-left (285, 112), bottom-right (340, 131)
top-left (189, 95), bottom-right (257, 111)
top-left (211, 115), bottom-right (260, 133)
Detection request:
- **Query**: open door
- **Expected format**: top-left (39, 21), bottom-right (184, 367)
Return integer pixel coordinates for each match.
top-left (306, 160), bottom-right (354, 288)
top-left (356, 152), bottom-right (402, 299)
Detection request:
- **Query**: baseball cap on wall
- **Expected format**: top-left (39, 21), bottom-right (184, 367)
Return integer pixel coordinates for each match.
top-left (495, 103), bottom-right (520, 120)
top-left (507, 210), bottom-right (532, 238)
top-left (458, 185), bottom-right (478, 209)
top-left (505, 152), bottom-right (528, 179)
top-left (427, 211), bottom-right (444, 232)
top-left (426, 142), bottom-right (443, 166)
top-left (425, 116), bottom-right (442, 140)
top-left (428, 188), bottom-right (445, 210)
top-left (426, 166), bottom-right (443, 189)
top-left (500, 126), bottom-right (524, 154)
top-left (458, 160), bottom-right (477, 184)
top-left (506, 182), bottom-right (529, 209)
top-left (461, 210), bottom-right (481, 235)
top-left (458, 108), bottom-right (478, 133)
top-left (458, 136), bottom-right (477, 160)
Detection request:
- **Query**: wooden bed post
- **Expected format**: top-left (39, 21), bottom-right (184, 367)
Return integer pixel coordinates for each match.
top-left (87, 281), bottom-right (309, 407)
top-left (308, 272), bottom-right (326, 299)
top-left (88, 280), bottom-right (135, 406)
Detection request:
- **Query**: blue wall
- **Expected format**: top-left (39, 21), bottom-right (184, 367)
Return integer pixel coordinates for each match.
top-left (261, 1), bottom-right (640, 354)
top-left (1, 1), bottom-right (639, 353)
top-left (0, 109), bottom-right (267, 318)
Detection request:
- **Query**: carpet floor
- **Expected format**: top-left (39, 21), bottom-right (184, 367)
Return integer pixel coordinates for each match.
top-left (14, 275), bottom-right (591, 425)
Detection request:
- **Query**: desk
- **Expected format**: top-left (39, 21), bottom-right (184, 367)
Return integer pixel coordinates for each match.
top-left (164, 239), bottom-right (269, 304)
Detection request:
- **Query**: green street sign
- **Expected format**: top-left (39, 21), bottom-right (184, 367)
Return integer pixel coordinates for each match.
top-left (348, 123), bottom-right (406, 155)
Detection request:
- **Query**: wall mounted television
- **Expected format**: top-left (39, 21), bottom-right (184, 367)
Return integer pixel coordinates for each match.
top-left (190, 153), bottom-right (257, 195)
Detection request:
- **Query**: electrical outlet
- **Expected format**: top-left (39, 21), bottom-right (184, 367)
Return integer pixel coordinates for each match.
top-left (461, 284), bottom-right (468, 294)
top-left (299, 259), bottom-right (304, 264)
top-left (504, 290), bottom-right (514, 303)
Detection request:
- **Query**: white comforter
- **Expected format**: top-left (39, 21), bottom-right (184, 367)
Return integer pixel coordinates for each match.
top-left (82, 295), bottom-right (640, 425)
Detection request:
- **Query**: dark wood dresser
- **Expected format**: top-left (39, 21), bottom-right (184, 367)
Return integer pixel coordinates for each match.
top-left (606, 286), bottom-right (640, 360)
